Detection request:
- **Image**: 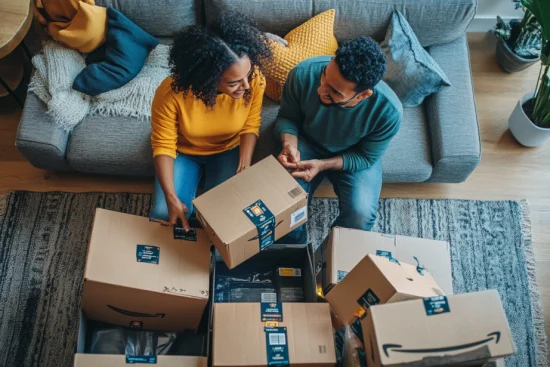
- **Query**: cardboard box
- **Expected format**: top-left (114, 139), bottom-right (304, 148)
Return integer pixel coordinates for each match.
top-left (212, 303), bottom-right (336, 367)
top-left (314, 227), bottom-right (453, 295)
top-left (194, 156), bottom-right (308, 269)
top-left (73, 313), bottom-right (209, 367)
top-left (81, 209), bottom-right (211, 332)
top-left (362, 290), bottom-right (516, 366)
top-left (325, 253), bottom-right (444, 329)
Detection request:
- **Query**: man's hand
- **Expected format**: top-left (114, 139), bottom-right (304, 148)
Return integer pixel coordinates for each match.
top-left (278, 142), bottom-right (301, 169)
top-left (291, 159), bottom-right (325, 182)
top-left (166, 196), bottom-right (190, 231)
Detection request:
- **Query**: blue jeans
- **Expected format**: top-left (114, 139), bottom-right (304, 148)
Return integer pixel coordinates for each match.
top-left (150, 148), bottom-right (240, 222)
top-left (279, 138), bottom-right (382, 244)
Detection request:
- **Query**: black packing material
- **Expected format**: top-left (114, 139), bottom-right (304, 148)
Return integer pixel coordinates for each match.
top-left (276, 267), bottom-right (305, 302)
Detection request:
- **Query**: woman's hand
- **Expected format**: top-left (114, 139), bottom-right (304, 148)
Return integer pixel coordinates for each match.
top-left (237, 157), bottom-right (251, 173)
top-left (166, 195), bottom-right (190, 231)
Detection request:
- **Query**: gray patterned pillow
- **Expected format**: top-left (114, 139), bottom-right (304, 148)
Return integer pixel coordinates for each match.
top-left (381, 10), bottom-right (451, 107)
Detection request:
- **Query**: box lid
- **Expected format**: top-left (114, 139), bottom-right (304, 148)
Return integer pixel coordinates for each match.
top-left (326, 254), bottom-right (444, 325)
top-left (74, 354), bottom-right (207, 367)
top-left (213, 303), bottom-right (336, 367)
top-left (85, 209), bottom-right (210, 299)
top-left (330, 227), bottom-right (453, 295)
top-left (193, 156), bottom-right (307, 245)
top-left (367, 290), bottom-right (515, 366)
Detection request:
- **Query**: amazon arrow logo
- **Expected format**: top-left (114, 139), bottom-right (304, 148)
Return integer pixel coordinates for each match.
top-left (383, 332), bottom-right (501, 357)
top-left (248, 220), bottom-right (284, 241)
top-left (107, 305), bottom-right (166, 318)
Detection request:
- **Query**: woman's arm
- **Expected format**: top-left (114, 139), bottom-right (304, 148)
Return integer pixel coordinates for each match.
top-left (154, 155), bottom-right (190, 230)
top-left (237, 133), bottom-right (258, 173)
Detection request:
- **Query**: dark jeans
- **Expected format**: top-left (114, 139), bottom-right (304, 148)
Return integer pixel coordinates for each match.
top-left (278, 138), bottom-right (382, 244)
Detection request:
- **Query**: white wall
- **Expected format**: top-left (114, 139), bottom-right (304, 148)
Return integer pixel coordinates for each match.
top-left (469, 0), bottom-right (525, 32)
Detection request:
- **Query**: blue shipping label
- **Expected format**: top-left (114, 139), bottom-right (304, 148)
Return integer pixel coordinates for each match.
top-left (261, 302), bottom-right (283, 322)
top-left (357, 289), bottom-right (380, 312)
top-left (424, 295), bottom-right (450, 316)
top-left (265, 327), bottom-right (289, 366)
top-left (126, 355), bottom-right (157, 364)
top-left (243, 200), bottom-right (275, 251)
top-left (136, 245), bottom-right (160, 264)
top-left (337, 270), bottom-right (349, 282)
top-left (375, 250), bottom-right (400, 265)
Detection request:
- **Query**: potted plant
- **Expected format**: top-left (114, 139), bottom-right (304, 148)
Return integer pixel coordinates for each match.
top-left (509, 0), bottom-right (550, 147)
top-left (494, 0), bottom-right (542, 72)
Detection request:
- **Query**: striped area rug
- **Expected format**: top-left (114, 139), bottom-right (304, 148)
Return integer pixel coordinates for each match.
top-left (0, 192), bottom-right (546, 367)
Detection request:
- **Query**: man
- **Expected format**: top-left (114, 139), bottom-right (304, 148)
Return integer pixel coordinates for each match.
top-left (275, 36), bottom-right (402, 244)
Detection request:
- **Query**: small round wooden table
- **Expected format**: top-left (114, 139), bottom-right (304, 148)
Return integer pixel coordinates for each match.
top-left (0, 0), bottom-right (33, 107)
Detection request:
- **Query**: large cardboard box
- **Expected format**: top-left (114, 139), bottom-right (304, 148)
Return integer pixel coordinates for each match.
top-left (194, 156), bottom-right (308, 269)
top-left (325, 253), bottom-right (444, 329)
top-left (362, 290), bottom-right (516, 366)
top-left (315, 227), bottom-right (453, 295)
top-left (212, 303), bottom-right (336, 367)
top-left (81, 209), bottom-right (211, 332)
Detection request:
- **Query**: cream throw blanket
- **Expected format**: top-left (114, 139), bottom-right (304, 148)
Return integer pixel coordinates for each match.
top-left (29, 41), bottom-right (170, 131)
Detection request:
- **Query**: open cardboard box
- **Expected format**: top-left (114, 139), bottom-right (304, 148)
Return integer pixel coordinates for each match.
top-left (362, 290), bottom-right (516, 366)
top-left (81, 209), bottom-right (211, 332)
top-left (209, 244), bottom-right (336, 366)
top-left (194, 156), bottom-right (308, 270)
top-left (314, 227), bottom-right (453, 295)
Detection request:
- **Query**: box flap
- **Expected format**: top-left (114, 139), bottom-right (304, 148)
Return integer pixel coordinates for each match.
top-left (85, 209), bottom-right (210, 299)
top-left (193, 156), bottom-right (307, 245)
top-left (368, 290), bottom-right (515, 366)
top-left (73, 354), bottom-right (207, 367)
top-left (213, 303), bottom-right (335, 366)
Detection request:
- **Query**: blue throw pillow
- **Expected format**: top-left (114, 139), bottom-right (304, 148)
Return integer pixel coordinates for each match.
top-left (73, 7), bottom-right (159, 96)
top-left (381, 10), bottom-right (451, 107)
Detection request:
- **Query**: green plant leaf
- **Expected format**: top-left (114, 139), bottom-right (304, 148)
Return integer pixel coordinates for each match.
top-left (522, 0), bottom-right (550, 43)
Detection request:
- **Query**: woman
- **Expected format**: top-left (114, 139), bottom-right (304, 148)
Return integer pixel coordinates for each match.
top-left (150, 12), bottom-right (272, 230)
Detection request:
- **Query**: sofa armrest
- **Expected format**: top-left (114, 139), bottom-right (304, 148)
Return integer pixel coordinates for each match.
top-left (425, 35), bottom-right (481, 183)
top-left (16, 92), bottom-right (73, 171)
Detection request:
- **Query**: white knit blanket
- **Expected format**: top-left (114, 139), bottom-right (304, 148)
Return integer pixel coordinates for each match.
top-left (29, 41), bottom-right (170, 131)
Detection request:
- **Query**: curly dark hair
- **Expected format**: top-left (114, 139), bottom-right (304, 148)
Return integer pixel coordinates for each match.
top-left (334, 36), bottom-right (387, 92)
top-left (169, 12), bottom-right (272, 108)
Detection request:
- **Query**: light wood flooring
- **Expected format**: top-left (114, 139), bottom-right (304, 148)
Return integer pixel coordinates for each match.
top-left (0, 33), bottom-right (549, 350)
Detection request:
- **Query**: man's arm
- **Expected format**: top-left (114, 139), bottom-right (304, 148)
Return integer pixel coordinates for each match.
top-left (274, 68), bottom-right (303, 138)
top-left (341, 114), bottom-right (401, 172)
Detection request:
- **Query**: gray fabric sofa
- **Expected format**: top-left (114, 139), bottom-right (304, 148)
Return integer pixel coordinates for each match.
top-left (16, 0), bottom-right (481, 183)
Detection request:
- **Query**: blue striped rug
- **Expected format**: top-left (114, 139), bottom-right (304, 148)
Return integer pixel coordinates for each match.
top-left (0, 192), bottom-right (546, 366)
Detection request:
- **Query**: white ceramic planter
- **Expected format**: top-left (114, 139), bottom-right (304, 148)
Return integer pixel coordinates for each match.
top-left (508, 92), bottom-right (550, 147)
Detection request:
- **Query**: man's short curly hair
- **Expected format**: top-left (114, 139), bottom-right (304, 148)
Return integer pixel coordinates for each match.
top-left (169, 12), bottom-right (272, 108)
top-left (334, 36), bottom-right (386, 92)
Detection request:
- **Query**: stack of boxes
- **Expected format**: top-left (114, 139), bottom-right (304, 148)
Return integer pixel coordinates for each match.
top-left (74, 157), bottom-right (516, 367)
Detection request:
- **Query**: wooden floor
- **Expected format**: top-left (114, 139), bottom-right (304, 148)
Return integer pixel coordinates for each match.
top-left (1, 33), bottom-right (549, 348)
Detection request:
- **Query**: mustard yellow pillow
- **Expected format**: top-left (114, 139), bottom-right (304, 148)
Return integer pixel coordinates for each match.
top-left (265, 9), bottom-right (338, 101)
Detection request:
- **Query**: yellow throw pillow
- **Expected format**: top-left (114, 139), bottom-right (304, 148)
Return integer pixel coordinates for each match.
top-left (265, 9), bottom-right (338, 101)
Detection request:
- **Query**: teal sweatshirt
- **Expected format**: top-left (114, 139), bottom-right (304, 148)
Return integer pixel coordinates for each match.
top-left (274, 56), bottom-right (403, 172)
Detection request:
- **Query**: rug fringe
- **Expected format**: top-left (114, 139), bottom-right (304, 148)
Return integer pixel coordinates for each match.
top-left (520, 200), bottom-right (548, 367)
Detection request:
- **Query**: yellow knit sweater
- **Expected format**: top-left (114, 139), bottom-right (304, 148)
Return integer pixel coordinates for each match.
top-left (151, 75), bottom-right (265, 158)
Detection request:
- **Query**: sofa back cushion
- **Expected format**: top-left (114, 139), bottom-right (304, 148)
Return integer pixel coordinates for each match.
top-left (205, 0), bottom-right (476, 47)
top-left (95, 0), bottom-right (198, 37)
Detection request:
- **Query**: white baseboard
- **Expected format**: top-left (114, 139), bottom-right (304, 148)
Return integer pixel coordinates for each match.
top-left (467, 16), bottom-right (519, 33)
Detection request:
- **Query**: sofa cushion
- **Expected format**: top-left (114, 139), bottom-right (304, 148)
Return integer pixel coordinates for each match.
top-left (264, 9), bottom-right (338, 101)
top-left (381, 105), bottom-right (432, 182)
top-left (312, 0), bottom-right (475, 47)
top-left (381, 10), bottom-right (451, 107)
top-left (204, 0), bottom-right (313, 37)
top-left (254, 96), bottom-right (280, 163)
top-left (73, 7), bottom-right (159, 96)
top-left (95, 0), bottom-right (197, 37)
top-left (66, 115), bottom-right (154, 176)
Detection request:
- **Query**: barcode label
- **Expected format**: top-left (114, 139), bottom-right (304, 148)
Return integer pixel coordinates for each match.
top-left (261, 293), bottom-right (277, 303)
top-left (290, 206), bottom-right (307, 227)
top-left (319, 345), bottom-right (327, 354)
top-left (288, 186), bottom-right (303, 199)
top-left (269, 333), bottom-right (287, 346)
